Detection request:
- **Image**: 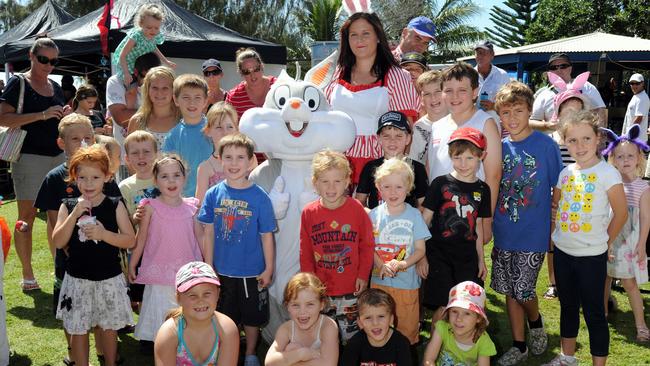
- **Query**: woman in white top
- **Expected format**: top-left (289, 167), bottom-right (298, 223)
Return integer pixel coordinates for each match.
top-left (325, 12), bottom-right (419, 185)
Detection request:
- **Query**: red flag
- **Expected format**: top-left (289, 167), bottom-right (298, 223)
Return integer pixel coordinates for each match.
top-left (97, 0), bottom-right (113, 56)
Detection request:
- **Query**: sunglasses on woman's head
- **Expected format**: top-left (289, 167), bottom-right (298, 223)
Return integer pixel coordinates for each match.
top-left (35, 55), bottom-right (59, 66)
top-left (241, 66), bottom-right (261, 76)
top-left (548, 63), bottom-right (571, 71)
top-left (203, 69), bottom-right (222, 77)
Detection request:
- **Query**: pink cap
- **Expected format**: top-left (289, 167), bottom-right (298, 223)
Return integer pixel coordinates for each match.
top-left (175, 261), bottom-right (221, 293)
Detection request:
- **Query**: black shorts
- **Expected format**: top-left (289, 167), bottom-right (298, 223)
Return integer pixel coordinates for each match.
top-left (423, 242), bottom-right (481, 309)
top-left (217, 275), bottom-right (269, 327)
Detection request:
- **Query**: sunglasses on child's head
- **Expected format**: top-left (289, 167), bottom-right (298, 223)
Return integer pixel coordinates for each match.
top-left (548, 63), bottom-right (571, 71)
top-left (240, 66), bottom-right (262, 76)
top-left (35, 55), bottom-right (59, 66)
top-left (203, 69), bottom-right (222, 77)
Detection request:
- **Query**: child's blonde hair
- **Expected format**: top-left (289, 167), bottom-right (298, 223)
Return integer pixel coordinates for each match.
top-left (173, 74), bottom-right (208, 99)
top-left (136, 3), bottom-right (164, 26)
top-left (153, 154), bottom-right (187, 179)
top-left (373, 158), bottom-right (414, 192)
top-left (58, 113), bottom-right (93, 138)
top-left (95, 135), bottom-right (121, 174)
top-left (132, 66), bottom-right (180, 131)
top-left (442, 307), bottom-right (488, 343)
top-left (494, 81), bottom-right (534, 113)
top-left (415, 70), bottom-right (442, 93)
top-left (67, 145), bottom-right (110, 183)
top-left (559, 110), bottom-right (600, 141)
top-left (357, 288), bottom-right (397, 328)
top-left (312, 150), bottom-right (352, 182)
top-left (204, 101), bottom-right (239, 135)
top-left (610, 141), bottom-right (648, 177)
top-left (217, 133), bottom-right (255, 159)
top-left (124, 130), bottom-right (158, 154)
top-left (283, 272), bottom-right (328, 307)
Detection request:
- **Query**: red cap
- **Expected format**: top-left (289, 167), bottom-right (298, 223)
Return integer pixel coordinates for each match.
top-left (448, 127), bottom-right (487, 150)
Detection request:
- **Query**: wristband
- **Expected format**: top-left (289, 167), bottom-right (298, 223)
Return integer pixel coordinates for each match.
top-left (42, 111), bottom-right (46, 120)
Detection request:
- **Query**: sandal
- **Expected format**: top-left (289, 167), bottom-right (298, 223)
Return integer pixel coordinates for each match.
top-left (637, 326), bottom-right (650, 342)
top-left (543, 285), bottom-right (557, 299)
top-left (20, 278), bottom-right (40, 291)
top-left (63, 356), bottom-right (75, 366)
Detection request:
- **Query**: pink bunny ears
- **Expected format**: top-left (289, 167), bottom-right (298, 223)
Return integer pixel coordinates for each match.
top-left (601, 124), bottom-right (650, 157)
top-left (342, 0), bottom-right (372, 15)
top-left (550, 71), bottom-right (591, 121)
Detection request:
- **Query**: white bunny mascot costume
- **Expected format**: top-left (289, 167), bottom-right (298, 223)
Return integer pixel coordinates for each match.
top-left (239, 70), bottom-right (356, 342)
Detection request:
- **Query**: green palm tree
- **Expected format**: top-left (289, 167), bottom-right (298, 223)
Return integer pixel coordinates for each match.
top-left (296, 0), bottom-right (344, 42)
top-left (430, 0), bottom-right (485, 62)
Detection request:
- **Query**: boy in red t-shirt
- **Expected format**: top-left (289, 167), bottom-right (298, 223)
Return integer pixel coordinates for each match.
top-left (300, 150), bottom-right (375, 343)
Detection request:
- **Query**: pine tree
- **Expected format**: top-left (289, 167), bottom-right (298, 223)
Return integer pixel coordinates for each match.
top-left (486, 0), bottom-right (538, 48)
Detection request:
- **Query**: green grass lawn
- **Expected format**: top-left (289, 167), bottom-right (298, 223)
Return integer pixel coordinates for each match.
top-left (1, 198), bottom-right (650, 365)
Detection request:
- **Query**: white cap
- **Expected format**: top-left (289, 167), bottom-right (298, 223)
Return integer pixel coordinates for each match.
top-left (629, 73), bottom-right (644, 83)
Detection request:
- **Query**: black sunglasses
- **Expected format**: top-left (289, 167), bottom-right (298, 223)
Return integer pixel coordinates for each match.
top-left (35, 55), bottom-right (59, 66)
top-left (241, 66), bottom-right (261, 76)
top-left (203, 69), bottom-right (222, 77)
top-left (548, 63), bottom-right (571, 71)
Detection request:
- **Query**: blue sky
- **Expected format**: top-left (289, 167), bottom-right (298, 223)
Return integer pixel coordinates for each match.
top-left (473, 0), bottom-right (505, 31)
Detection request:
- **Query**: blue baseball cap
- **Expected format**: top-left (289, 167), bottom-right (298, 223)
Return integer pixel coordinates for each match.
top-left (407, 16), bottom-right (436, 42)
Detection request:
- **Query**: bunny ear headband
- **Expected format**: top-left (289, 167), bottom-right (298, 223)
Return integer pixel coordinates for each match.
top-left (342, 0), bottom-right (372, 15)
top-left (600, 124), bottom-right (650, 157)
top-left (550, 71), bottom-right (591, 121)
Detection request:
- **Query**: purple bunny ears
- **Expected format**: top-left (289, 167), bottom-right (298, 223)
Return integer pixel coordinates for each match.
top-left (600, 124), bottom-right (650, 157)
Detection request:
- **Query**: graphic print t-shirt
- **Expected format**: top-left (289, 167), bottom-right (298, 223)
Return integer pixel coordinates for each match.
top-left (494, 131), bottom-right (563, 252)
top-left (423, 174), bottom-right (491, 248)
top-left (551, 160), bottom-right (622, 257)
top-left (300, 197), bottom-right (375, 296)
top-left (370, 203), bottom-right (431, 290)
top-left (197, 182), bottom-right (276, 277)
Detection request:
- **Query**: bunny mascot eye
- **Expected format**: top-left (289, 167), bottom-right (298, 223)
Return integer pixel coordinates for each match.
top-left (303, 86), bottom-right (321, 111)
top-left (273, 85), bottom-right (291, 109)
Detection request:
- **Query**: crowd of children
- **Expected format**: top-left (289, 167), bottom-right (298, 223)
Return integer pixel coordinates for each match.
top-left (23, 54), bottom-right (649, 366)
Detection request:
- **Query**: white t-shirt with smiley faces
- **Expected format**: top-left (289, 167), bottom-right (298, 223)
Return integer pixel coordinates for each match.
top-left (552, 160), bottom-right (622, 257)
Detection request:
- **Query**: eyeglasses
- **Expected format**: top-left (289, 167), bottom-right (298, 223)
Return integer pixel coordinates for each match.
top-left (35, 55), bottom-right (59, 66)
top-left (203, 69), bottom-right (222, 77)
top-left (629, 82), bottom-right (641, 86)
top-left (241, 66), bottom-right (262, 76)
top-left (548, 63), bottom-right (571, 71)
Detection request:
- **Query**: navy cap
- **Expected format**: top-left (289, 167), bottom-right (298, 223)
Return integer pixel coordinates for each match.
top-left (201, 58), bottom-right (222, 72)
top-left (377, 111), bottom-right (411, 134)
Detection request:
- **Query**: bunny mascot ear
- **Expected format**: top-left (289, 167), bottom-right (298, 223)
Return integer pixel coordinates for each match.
top-left (304, 50), bottom-right (339, 90)
top-left (342, 0), bottom-right (372, 15)
top-left (548, 71), bottom-right (567, 92)
top-left (569, 72), bottom-right (590, 91)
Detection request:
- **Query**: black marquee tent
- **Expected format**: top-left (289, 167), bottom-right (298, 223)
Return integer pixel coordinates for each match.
top-left (0, 0), bottom-right (76, 66)
top-left (2, 0), bottom-right (287, 75)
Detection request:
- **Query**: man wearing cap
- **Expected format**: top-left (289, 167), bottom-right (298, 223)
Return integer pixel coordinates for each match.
top-left (201, 58), bottom-right (227, 111)
top-left (400, 52), bottom-right (429, 84)
top-left (622, 73), bottom-right (650, 136)
top-left (474, 40), bottom-right (511, 114)
top-left (392, 16), bottom-right (436, 59)
top-left (531, 53), bottom-right (606, 130)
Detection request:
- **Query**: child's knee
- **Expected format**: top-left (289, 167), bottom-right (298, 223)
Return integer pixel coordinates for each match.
top-left (621, 278), bottom-right (639, 292)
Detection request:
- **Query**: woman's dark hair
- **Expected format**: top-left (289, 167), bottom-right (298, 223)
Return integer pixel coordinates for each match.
top-left (337, 12), bottom-right (398, 85)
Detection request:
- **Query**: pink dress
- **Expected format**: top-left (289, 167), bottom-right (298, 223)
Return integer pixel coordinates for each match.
top-left (136, 197), bottom-right (203, 286)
